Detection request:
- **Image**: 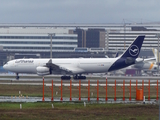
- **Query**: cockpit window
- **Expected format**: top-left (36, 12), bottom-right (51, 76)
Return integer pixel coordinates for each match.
top-left (3, 62), bottom-right (8, 65)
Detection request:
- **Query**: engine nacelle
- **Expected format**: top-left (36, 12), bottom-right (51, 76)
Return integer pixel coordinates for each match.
top-left (135, 58), bottom-right (144, 63)
top-left (140, 62), bottom-right (157, 70)
top-left (134, 62), bottom-right (158, 71)
top-left (134, 62), bottom-right (144, 68)
top-left (150, 64), bottom-right (158, 71)
top-left (36, 66), bottom-right (50, 76)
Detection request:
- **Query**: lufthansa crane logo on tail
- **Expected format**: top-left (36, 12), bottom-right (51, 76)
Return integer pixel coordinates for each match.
top-left (129, 45), bottom-right (139, 56)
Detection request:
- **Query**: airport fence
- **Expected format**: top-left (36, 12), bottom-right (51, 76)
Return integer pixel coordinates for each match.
top-left (42, 78), bottom-right (159, 102)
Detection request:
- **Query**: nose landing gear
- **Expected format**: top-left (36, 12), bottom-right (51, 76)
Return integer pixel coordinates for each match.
top-left (16, 73), bottom-right (19, 80)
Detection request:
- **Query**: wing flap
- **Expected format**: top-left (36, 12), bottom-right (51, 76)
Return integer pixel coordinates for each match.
top-left (45, 59), bottom-right (84, 74)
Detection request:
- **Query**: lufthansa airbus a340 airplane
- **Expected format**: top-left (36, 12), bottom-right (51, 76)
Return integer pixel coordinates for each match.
top-left (3, 35), bottom-right (145, 80)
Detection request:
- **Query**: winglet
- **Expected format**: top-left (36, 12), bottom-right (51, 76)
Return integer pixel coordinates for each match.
top-left (152, 48), bottom-right (158, 63)
top-left (121, 35), bottom-right (145, 58)
top-left (115, 52), bottom-right (119, 58)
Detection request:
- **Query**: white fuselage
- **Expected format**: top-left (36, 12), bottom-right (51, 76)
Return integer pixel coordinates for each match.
top-left (3, 58), bottom-right (119, 75)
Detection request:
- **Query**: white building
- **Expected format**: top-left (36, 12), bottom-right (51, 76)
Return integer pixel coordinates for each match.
top-left (0, 28), bottom-right (78, 52)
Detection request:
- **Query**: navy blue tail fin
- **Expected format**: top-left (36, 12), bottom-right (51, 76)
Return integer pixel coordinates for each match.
top-left (121, 35), bottom-right (145, 58)
top-left (108, 35), bottom-right (145, 72)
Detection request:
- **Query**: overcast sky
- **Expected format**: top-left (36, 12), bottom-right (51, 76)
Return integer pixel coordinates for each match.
top-left (0, 0), bottom-right (160, 24)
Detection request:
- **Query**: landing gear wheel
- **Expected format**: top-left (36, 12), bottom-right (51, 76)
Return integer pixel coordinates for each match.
top-left (16, 73), bottom-right (19, 80)
top-left (73, 75), bottom-right (86, 80)
top-left (61, 76), bottom-right (71, 80)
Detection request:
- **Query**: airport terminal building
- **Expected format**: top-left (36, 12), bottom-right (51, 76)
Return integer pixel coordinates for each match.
top-left (0, 23), bottom-right (160, 66)
top-left (0, 34), bottom-right (77, 52)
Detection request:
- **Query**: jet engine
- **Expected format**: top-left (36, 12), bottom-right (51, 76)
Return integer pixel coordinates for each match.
top-left (134, 62), bottom-right (158, 71)
top-left (36, 66), bottom-right (50, 76)
top-left (135, 58), bottom-right (144, 63)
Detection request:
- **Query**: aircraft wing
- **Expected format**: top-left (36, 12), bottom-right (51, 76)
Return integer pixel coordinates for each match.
top-left (143, 58), bottom-right (155, 62)
top-left (46, 59), bottom-right (84, 74)
top-left (59, 66), bottom-right (85, 74)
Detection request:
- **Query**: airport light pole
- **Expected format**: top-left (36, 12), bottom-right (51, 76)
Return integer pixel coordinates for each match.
top-left (156, 33), bottom-right (160, 120)
top-left (48, 33), bottom-right (55, 59)
top-left (156, 34), bottom-right (160, 74)
top-left (158, 34), bottom-right (160, 74)
top-left (123, 19), bottom-right (126, 50)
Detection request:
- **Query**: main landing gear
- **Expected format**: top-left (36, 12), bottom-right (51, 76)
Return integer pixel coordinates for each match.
top-left (73, 74), bottom-right (86, 80)
top-left (60, 74), bottom-right (86, 80)
top-left (16, 73), bottom-right (19, 80)
top-left (61, 76), bottom-right (71, 80)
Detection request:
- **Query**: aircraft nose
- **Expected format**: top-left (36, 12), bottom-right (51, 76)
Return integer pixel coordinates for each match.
top-left (3, 64), bottom-right (7, 70)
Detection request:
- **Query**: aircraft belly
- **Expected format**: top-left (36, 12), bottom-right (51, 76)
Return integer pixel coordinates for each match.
top-left (79, 63), bottom-right (111, 73)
